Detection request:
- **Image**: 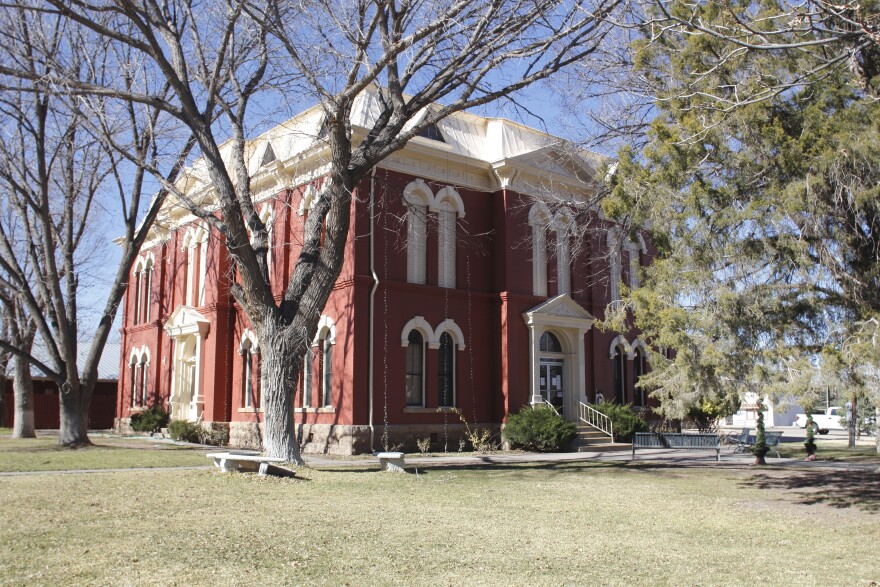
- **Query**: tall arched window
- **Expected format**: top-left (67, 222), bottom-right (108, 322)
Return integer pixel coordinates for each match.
top-left (404, 181), bottom-right (432, 285)
top-left (129, 355), bottom-right (139, 407)
top-left (142, 258), bottom-right (153, 322)
top-left (528, 203), bottom-right (550, 297)
top-left (607, 228), bottom-right (622, 303)
top-left (321, 336), bottom-right (332, 407)
top-left (132, 256), bottom-right (153, 325)
top-left (434, 187), bottom-right (465, 289)
top-left (552, 210), bottom-right (572, 295)
top-left (633, 348), bottom-right (645, 407)
top-left (140, 353), bottom-right (149, 406)
top-left (612, 344), bottom-right (626, 404)
top-left (302, 347), bottom-right (313, 408)
top-left (240, 335), bottom-right (258, 409)
top-left (437, 332), bottom-right (455, 407)
top-left (406, 330), bottom-right (424, 406)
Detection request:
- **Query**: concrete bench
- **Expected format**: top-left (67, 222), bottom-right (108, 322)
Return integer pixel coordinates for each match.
top-left (206, 452), bottom-right (289, 475)
top-left (376, 451), bottom-right (406, 472)
top-left (632, 432), bottom-right (721, 461)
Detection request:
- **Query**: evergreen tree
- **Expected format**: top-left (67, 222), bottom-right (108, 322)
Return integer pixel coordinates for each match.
top-left (605, 0), bottom-right (880, 433)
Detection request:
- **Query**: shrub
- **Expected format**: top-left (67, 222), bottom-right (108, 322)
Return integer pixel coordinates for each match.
top-left (594, 401), bottom-right (647, 442)
top-left (129, 404), bottom-right (170, 433)
top-left (168, 419), bottom-right (201, 443)
top-left (199, 425), bottom-right (228, 447)
top-left (502, 405), bottom-right (577, 452)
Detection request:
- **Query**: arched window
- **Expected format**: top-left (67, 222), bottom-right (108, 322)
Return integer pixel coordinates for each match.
top-left (129, 355), bottom-right (139, 407)
top-left (406, 330), bottom-right (424, 406)
top-left (437, 332), bottom-right (455, 407)
top-left (633, 348), bottom-right (645, 407)
top-left (552, 210), bottom-right (572, 295)
top-left (404, 181), bottom-right (431, 285)
top-left (321, 336), bottom-right (332, 407)
top-left (612, 344), bottom-right (626, 404)
top-left (240, 334), bottom-right (259, 409)
top-left (434, 187), bottom-right (464, 289)
top-left (607, 228), bottom-right (622, 303)
top-left (304, 316), bottom-right (335, 408)
top-left (302, 347), bottom-right (313, 408)
top-left (129, 347), bottom-right (150, 407)
top-left (142, 258), bottom-right (153, 322)
top-left (528, 203), bottom-right (550, 297)
top-left (540, 331), bottom-right (563, 353)
top-left (133, 264), bottom-right (143, 325)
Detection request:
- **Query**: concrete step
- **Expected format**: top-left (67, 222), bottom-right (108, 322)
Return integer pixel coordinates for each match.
top-left (573, 442), bottom-right (631, 453)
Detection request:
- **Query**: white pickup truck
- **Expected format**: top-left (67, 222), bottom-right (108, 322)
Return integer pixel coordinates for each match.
top-left (795, 407), bottom-right (845, 433)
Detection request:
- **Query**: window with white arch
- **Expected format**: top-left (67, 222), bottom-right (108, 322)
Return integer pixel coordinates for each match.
top-left (182, 226), bottom-right (208, 307)
top-left (404, 180), bottom-right (431, 285)
top-left (303, 316), bottom-right (335, 408)
top-left (552, 211), bottom-right (573, 296)
top-left (529, 204), bottom-right (572, 296)
top-left (239, 330), bottom-right (259, 409)
top-left (129, 347), bottom-right (150, 407)
top-left (406, 330), bottom-right (425, 407)
top-left (434, 187), bottom-right (465, 289)
top-left (528, 203), bottom-right (551, 297)
top-left (258, 204), bottom-right (274, 279)
top-left (133, 255), bottom-right (154, 325)
top-left (607, 228), bottom-right (622, 303)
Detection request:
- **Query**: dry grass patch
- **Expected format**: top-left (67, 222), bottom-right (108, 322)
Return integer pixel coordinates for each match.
top-left (0, 434), bottom-right (209, 472)
top-left (0, 462), bottom-right (878, 586)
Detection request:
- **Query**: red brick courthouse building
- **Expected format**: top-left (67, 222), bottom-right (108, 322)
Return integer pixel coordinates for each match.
top-left (117, 97), bottom-right (654, 453)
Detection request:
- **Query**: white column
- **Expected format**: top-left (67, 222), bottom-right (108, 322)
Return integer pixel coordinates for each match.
top-left (191, 335), bottom-right (204, 420)
top-left (529, 326), bottom-right (542, 405)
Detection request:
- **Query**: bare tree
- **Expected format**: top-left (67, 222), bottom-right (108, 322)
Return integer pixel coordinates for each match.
top-left (0, 294), bottom-right (37, 438)
top-left (0, 7), bottom-right (194, 447)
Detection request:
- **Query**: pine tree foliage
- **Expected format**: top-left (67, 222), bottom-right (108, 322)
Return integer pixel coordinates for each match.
top-left (605, 0), bottom-right (880, 421)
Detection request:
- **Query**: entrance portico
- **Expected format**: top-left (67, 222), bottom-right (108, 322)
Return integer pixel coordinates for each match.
top-left (522, 295), bottom-right (595, 420)
top-left (164, 306), bottom-right (210, 421)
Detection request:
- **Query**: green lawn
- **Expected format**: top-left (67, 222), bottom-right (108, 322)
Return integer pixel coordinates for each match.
top-left (777, 439), bottom-right (879, 461)
top-left (0, 434), bottom-right (210, 472)
top-left (1, 456), bottom-right (878, 585)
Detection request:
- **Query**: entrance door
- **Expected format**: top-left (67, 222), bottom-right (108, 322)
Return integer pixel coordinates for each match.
top-left (539, 359), bottom-right (565, 416)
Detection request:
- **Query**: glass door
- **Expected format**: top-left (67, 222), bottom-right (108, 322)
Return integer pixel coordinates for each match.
top-left (539, 359), bottom-right (565, 416)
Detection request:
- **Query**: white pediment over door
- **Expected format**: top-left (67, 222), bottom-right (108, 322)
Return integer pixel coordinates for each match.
top-left (523, 294), bottom-right (595, 332)
top-left (164, 305), bottom-right (211, 338)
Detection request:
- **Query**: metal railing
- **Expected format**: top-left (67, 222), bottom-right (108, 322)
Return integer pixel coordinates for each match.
top-left (579, 402), bottom-right (614, 441)
top-left (541, 399), bottom-right (562, 418)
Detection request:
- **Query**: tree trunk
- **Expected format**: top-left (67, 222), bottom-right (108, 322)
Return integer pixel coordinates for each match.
top-left (12, 353), bottom-right (35, 438)
top-left (259, 318), bottom-right (304, 465)
top-left (875, 406), bottom-right (879, 455)
top-left (58, 380), bottom-right (91, 447)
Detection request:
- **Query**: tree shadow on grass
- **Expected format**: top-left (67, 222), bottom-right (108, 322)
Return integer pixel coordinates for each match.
top-left (742, 469), bottom-right (880, 512)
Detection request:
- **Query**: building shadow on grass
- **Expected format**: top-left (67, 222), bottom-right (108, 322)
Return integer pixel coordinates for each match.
top-left (742, 469), bottom-right (880, 512)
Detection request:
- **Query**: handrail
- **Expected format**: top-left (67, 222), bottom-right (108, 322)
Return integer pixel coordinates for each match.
top-left (579, 402), bottom-right (614, 441)
top-left (540, 400), bottom-right (561, 418)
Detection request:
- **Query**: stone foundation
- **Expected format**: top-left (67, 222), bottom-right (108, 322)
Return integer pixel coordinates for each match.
top-left (116, 417), bottom-right (503, 456)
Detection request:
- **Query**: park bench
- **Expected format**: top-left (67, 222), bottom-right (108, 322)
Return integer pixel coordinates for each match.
top-left (375, 451), bottom-right (406, 472)
top-left (632, 432), bottom-right (721, 461)
top-left (206, 452), bottom-right (290, 476)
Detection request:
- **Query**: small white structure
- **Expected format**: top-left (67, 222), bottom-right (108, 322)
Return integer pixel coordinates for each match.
top-left (376, 452), bottom-right (407, 473)
top-left (207, 452), bottom-right (288, 476)
top-left (729, 394), bottom-right (800, 427)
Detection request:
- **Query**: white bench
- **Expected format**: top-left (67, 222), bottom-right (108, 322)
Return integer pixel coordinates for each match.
top-left (206, 452), bottom-right (289, 476)
top-left (376, 451), bottom-right (406, 472)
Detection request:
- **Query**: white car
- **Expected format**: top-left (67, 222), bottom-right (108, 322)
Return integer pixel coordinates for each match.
top-left (795, 407), bottom-right (844, 433)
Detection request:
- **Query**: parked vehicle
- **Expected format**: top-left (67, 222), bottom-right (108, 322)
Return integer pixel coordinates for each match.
top-left (795, 407), bottom-right (845, 434)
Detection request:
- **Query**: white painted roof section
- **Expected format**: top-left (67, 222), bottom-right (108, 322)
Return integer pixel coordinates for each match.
top-left (169, 88), bottom-right (606, 201)
top-left (8, 341), bottom-right (121, 381)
